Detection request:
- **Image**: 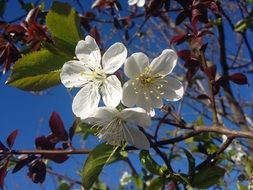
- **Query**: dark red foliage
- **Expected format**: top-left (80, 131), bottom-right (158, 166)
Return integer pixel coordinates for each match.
top-left (228, 73), bottom-right (248, 85)
top-left (44, 148), bottom-right (69, 164)
top-left (91, 0), bottom-right (118, 9)
top-left (203, 65), bottom-right (216, 80)
top-left (28, 160), bottom-right (46, 184)
top-left (6, 129), bottom-right (18, 149)
top-left (90, 27), bottom-right (101, 45)
top-left (81, 12), bottom-right (96, 32)
top-left (175, 0), bottom-right (220, 28)
top-left (49, 112), bottom-right (68, 142)
top-left (197, 94), bottom-right (211, 100)
top-left (0, 36), bottom-right (21, 74)
top-left (69, 121), bottom-right (77, 141)
top-left (12, 155), bottom-right (37, 174)
top-left (21, 8), bottom-right (52, 51)
top-left (146, 0), bottom-right (169, 17)
top-left (35, 136), bottom-right (55, 150)
top-left (170, 33), bottom-right (193, 45)
top-left (0, 161), bottom-right (8, 189)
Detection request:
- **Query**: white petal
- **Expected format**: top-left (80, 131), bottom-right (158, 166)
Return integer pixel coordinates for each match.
top-left (101, 75), bottom-right (122, 107)
top-left (122, 80), bottom-right (137, 107)
top-left (136, 89), bottom-right (153, 113)
top-left (60, 61), bottom-right (91, 88)
top-left (163, 76), bottom-right (184, 101)
top-left (102, 43), bottom-right (127, 74)
top-left (150, 49), bottom-right (178, 76)
top-left (75, 36), bottom-right (101, 69)
top-left (72, 83), bottom-right (100, 119)
top-left (120, 107), bottom-right (151, 128)
top-left (137, 0), bottom-right (145, 7)
top-left (84, 107), bottom-right (117, 124)
top-left (149, 93), bottom-right (163, 108)
top-left (124, 52), bottom-right (149, 78)
top-left (128, 0), bottom-right (138, 6)
top-left (123, 126), bottom-right (150, 149)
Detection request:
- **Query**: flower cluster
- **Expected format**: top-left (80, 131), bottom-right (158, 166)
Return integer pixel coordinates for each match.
top-left (128, 0), bottom-right (145, 7)
top-left (60, 35), bottom-right (184, 149)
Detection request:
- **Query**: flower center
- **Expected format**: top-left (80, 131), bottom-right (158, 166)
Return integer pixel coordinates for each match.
top-left (131, 67), bottom-right (168, 100)
top-left (96, 118), bottom-right (125, 146)
top-left (80, 69), bottom-right (106, 82)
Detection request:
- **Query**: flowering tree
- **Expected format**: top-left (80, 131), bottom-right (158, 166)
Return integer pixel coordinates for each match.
top-left (1, 0), bottom-right (253, 189)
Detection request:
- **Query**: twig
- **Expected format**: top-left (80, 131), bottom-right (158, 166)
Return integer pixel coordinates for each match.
top-left (0, 149), bottom-right (90, 155)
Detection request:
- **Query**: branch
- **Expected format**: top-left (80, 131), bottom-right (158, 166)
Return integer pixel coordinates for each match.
top-left (0, 149), bottom-right (90, 155)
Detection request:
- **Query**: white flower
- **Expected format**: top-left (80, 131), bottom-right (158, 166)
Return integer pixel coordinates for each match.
top-left (128, 0), bottom-right (145, 7)
top-left (60, 36), bottom-right (127, 119)
top-left (122, 50), bottom-right (184, 114)
top-left (222, 135), bottom-right (246, 165)
top-left (85, 107), bottom-right (151, 149)
top-left (120, 171), bottom-right (132, 186)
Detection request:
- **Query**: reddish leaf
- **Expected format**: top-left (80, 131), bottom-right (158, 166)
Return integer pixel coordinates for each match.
top-left (69, 121), bottom-right (77, 141)
top-left (0, 160), bottom-right (8, 189)
top-left (229, 73), bottom-right (248, 85)
top-left (12, 155), bottom-right (36, 174)
top-left (0, 141), bottom-right (7, 151)
top-left (28, 160), bottom-right (46, 184)
top-left (176, 10), bottom-right (189, 25)
top-left (91, 0), bottom-right (116, 9)
top-left (35, 136), bottom-right (55, 150)
top-left (170, 33), bottom-right (192, 45)
top-left (177, 49), bottom-right (192, 61)
top-left (49, 112), bottom-right (68, 141)
top-left (197, 94), bottom-right (211, 100)
top-left (203, 65), bottom-right (216, 80)
top-left (90, 27), bottom-right (101, 45)
top-left (0, 41), bottom-right (21, 74)
top-left (45, 148), bottom-right (69, 164)
top-left (6, 129), bottom-right (18, 149)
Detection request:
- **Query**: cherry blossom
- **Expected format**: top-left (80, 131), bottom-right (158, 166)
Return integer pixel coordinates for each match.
top-left (60, 35), bottom-right (127, 119)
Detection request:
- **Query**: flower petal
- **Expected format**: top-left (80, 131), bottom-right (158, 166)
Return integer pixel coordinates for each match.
top-left (163, 76), bottom-right (184, 101)
top-left (75, 36), bottom-right (101, 69)
top-left (123, 125), bottom-right (150, 149)
top-left (122, 80), bottom-right (137, 107)
top-left (102, 43), bottom-right (127, 74)
top-left (149, 93), bottom-right (163, 108)
top-left (60, 60), bottom-right (92, 88)
top-left (119, 107), bottom-right (151, 128)
top-left (101, 75), bottom-right (122, 107)
top-left (124, 52), bottom-right (149, 78)
top-left (84, 107), bottom-right (117, 124)
top-left (150, 49), bottom-right (177, 76)
top-left (72, 83), bottom-right (100, 119)
top-left (128, 0), bottom-right (138, 6)
top-left (136, 89), bottom-right (153, 114)
top-left (137, 0), bottom-right (145, 7)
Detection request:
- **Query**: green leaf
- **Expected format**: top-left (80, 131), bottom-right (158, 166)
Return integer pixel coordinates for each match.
top-left (133, 175), bottom-right (143, 189)
top-left (46, 1), bottom-right (83, 56)
top-left (147, 177), bottom-right (165, 190)
top-left (192, 165), bottom-right (226, 189)
top-left (7, 48), bottom-right (68, 91)
top-left (57, 181), bottom-right (70, 190)
top-left (139, 150), bottom-right (163, 176)
top-left (236, 181), bottom-right (248, 190)
top-left (183, 149), bottom-right (195, 179)
top-left (82, 144), bottom-right (121, 189)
